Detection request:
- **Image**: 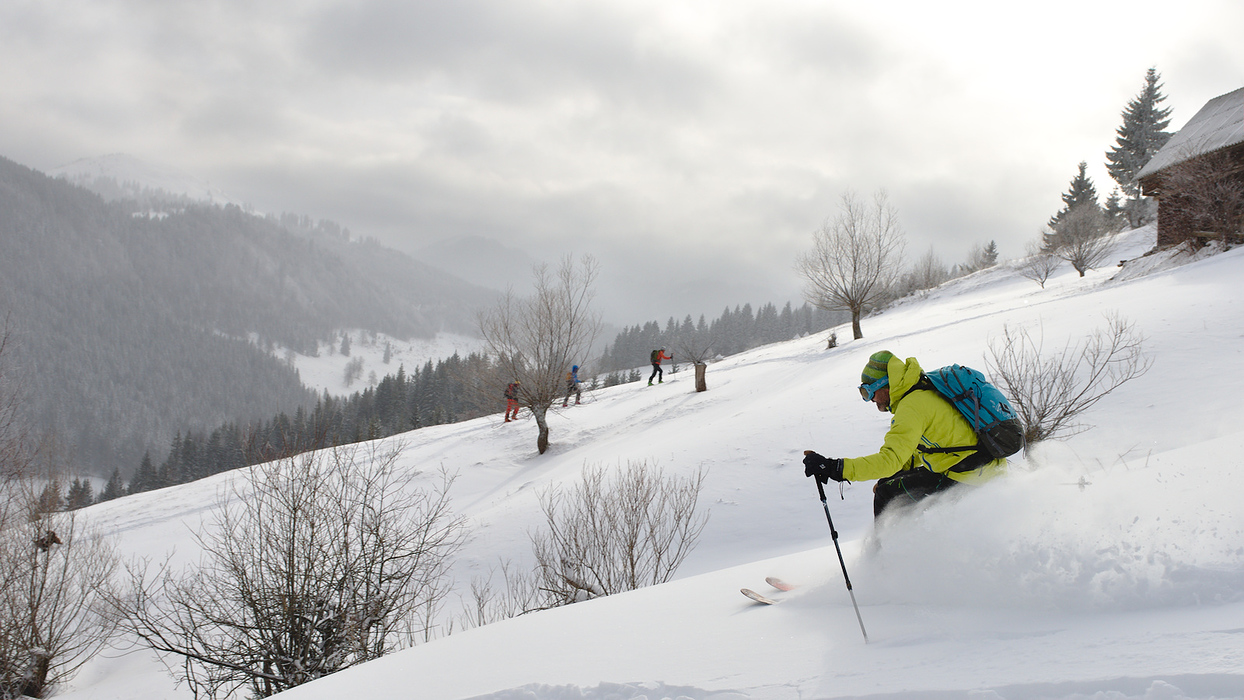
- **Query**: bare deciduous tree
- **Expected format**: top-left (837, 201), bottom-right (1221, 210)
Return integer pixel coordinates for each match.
top-left (673, 328), bottom-right (714, 392)
top-left (987, 314), bottom-right (1151, 445)
top-left (797, 190), bottom-right (907, 339)
top-left (112, 443), bottom-right (466, 699)
top-left (1052, 204), bottom-right (1114, 277)
top-left (1018, 239), bottom-right (1062, 288)
top-left (0, 508), bottom-right (118, 699)
top-left (897, 247), bottom-right (951, 297)
top-left (530, 461), bottom-right (708, 608)
top-left (0, 320), bottom-right (119, 700)
top-left (478, 255), bottom-right (602, 453)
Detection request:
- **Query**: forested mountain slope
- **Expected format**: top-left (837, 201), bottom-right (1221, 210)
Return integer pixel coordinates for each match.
top-left (0, 156), bottom-right (496, 474)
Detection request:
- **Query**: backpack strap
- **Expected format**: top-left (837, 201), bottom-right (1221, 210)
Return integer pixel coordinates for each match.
top-left (910, 374), bottom-right (989, 473)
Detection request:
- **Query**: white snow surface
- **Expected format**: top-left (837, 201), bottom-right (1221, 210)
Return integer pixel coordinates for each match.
top-left (65, 225), bottom-right (1244, 700)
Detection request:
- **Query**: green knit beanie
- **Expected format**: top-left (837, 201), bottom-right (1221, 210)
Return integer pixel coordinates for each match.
top-left (860, 350), bottom-right (894, 385)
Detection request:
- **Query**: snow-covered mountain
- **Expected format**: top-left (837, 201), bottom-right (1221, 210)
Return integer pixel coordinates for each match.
top-left (66, 225), bottom-right (1244, 700)
top-left (50, 153), bottom-right (236, 205)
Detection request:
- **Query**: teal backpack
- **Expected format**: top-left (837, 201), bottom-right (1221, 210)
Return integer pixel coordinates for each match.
top-left (913, 364), bottom-right (1025, 471)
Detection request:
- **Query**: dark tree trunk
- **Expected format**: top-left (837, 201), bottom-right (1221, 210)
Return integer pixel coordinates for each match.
top-left (533, 405), bottom-right (550, 454)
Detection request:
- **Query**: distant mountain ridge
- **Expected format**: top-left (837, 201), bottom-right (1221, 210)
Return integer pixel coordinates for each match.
top-left (0, 155), bottom-right (497, 475)
top-left (51, 153), bottom-right (238, 206)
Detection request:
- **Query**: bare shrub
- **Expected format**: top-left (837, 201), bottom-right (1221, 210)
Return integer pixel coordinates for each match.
top-left (797, 190), bottom-right (907, 339)
top-left (531, 461), bottom-right (708, 607)
top-left (112, 443), bottom-right (466, 699)
top-left (454, 559), bottom-right (543, 632)
top-left (1018, 239), bottom-right (1062, 288)
top-left (987, 314), bottom-right (1151, 444)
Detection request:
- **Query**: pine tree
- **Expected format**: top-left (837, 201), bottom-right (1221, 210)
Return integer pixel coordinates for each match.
top-left (982, 240), bottom-right (999, 267)
top-left (100, 467), bottom-right (125, 502)
top-left (131, 451), bottom-right (158, 494)
top-left (1105, 67), bottom-right (1173, 199)
top-left (1049, 161), bottom-right (1100, 229)
top-left (1104, 188), bottom-right (1125, 229)
top-left (66, 478), bottom-right (94, 510)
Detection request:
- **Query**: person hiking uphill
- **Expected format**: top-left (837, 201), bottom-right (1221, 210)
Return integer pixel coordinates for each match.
top-left (503, 380), bottom-right (521, 422)
top-left (802, 350), bottom-right (1007, 518)
top-left (649, 348), bottom-right (673, 386)
top-left (563, 365), bottom-right (582, 407)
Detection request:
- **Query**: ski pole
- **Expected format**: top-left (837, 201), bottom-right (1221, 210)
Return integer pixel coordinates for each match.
top-left (806, 452), bottom-right (869, 643)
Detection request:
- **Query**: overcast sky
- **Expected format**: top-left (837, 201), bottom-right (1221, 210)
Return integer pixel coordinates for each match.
top-left (2, 1), bottom-right (1242, 324)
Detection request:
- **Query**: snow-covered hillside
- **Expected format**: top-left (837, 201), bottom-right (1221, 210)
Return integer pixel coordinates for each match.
top-left (67, 225), bottom-right (1244, 700)
top-left (273, 331), bottom-right (487, 397)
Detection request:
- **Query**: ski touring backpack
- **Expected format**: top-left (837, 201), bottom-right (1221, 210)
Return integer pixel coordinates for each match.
top-left (650, 349), bottom-right (661, 363)
top-left (913, 364), bottom-right (1024, 471)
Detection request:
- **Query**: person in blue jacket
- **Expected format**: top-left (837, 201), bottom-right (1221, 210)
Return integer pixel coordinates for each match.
top-left (563, 365), bottom-right (582, 407)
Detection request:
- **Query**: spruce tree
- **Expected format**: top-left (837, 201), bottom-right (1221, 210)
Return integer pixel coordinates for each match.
top-left (100, 467), bottom-right (125, 502)
top-left (982, 240), bottom-right (999, 266)
top-left (131, 451), bottom-right (158, 494)
top-left (1104, 189), bottom-right (1125, 229)
top-left (1049, 161), bottom-right (1100, 229)
top-left (66, 477), bottom-right (94, 510)
top-left (1105, 67), bottom-right (1173, 199)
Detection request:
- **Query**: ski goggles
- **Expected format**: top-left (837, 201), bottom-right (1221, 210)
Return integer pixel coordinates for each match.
top-left (858, 376), bottom-right (889, 402)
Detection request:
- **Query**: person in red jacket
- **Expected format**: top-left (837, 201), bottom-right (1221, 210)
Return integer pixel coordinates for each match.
top-left (648, 348), bottom-right (673, 386)
top-left (503, 381), bottom-right (521, 422)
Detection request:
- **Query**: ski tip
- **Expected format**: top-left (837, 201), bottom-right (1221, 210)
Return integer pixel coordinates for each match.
top-left (741, 588), bottom-right (778, 605)
top-left (765, 576), bottom-right (795, 592)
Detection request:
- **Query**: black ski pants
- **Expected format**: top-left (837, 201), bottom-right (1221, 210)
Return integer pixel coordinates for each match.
top-left (872, 469), bottom-right (960, 519)
top-left (649, 363), bottom-right (663, 382)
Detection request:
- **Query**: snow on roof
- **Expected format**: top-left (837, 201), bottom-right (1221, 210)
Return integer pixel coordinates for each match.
top-left (1137, 85), bottom-right (1244, 180)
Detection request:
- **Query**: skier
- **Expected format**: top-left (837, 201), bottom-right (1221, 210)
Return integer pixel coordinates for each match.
top-left (802, 350), bottom-right (1007, 518)
top-left (563, 365), bottom-right (582, 407)
top-left (648, 348), bottom-right (673, 386)
top-left (503, 380), bottom-right (521, 422)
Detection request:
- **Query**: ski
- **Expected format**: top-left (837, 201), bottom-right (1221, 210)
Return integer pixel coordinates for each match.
top-left (766, 576), bottom-right (795, 592)
top-left (740, 588), bottom-right (779, 605)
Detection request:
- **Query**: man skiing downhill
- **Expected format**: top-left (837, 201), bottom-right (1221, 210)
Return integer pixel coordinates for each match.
top-left (803, 350), bottom-right (1007, 518)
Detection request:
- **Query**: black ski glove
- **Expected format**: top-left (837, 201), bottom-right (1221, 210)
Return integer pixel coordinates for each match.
top-left (802, 451), bottom-right (845, 484)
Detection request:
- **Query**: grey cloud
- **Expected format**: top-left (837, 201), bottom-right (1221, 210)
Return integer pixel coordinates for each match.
top-left (300, 0), bottom-right (720, 114)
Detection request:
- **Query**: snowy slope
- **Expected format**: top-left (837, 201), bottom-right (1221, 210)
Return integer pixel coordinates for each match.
top-left (65, 225), bottom-right (1244, 700)
top-left (272, 331), bottom-right (487, 396)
